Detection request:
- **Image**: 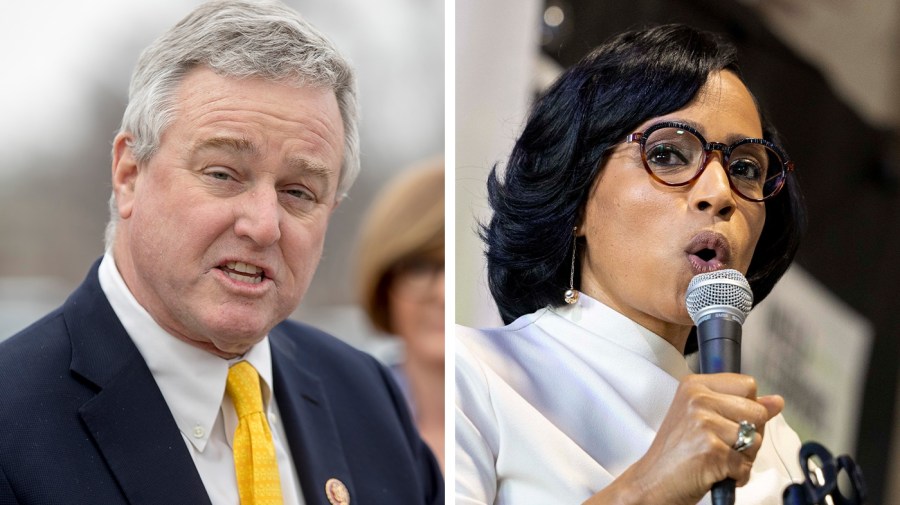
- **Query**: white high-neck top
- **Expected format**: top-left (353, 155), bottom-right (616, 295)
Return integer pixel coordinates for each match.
top-left (456, 293), bottom-right (802, 505)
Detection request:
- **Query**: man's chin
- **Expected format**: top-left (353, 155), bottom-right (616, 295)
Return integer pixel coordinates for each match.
top-left (193, 315), bottom-right (275, 357)
top-left (204, 333), bottom-right (268, 359)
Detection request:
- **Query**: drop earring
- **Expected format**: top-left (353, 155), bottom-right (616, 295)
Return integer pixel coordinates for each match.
top-left (564, 226), bottom-right (579, 304)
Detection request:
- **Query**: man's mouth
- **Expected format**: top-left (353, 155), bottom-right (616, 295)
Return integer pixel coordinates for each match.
top-left (217, 261), bottom-right (265, 284)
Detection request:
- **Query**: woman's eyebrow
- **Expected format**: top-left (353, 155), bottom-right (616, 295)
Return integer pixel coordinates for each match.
top-left (663, 118), bottom-right (762, 144)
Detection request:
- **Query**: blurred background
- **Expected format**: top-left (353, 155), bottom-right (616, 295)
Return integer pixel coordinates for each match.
top-left (456, 0), bottom-right (900, 502)
top-left (0, 0), bottom-right (444, 357)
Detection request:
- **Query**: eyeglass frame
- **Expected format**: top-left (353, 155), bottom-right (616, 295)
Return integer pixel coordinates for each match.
top-left (623, 121), bottom-right (795, 202)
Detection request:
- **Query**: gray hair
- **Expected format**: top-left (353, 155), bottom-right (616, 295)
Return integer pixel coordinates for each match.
top-left (105, 0), bottom-right (359, 249)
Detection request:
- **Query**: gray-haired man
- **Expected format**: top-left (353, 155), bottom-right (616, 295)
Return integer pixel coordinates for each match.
top-left (0, 2), bottom-right (443, 504)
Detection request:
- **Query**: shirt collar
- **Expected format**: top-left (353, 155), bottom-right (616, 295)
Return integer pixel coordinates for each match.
top-left (548, 293), bottom-right (692, 380)
top-left (98, 252), bottom-right (275, 451)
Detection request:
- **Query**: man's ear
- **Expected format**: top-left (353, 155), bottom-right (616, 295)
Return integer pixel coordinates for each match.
top-left (111, 133), bottom-right (139, 220)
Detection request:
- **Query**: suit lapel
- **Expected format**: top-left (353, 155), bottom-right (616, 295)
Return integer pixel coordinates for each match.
top-left (270, 329), bottom-right (354, 505)
top-left (67, 262), bottom-right (212, 505)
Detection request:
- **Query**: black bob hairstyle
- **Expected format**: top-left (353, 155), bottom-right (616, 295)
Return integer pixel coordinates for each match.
top-left (482, 24), bottom-right (806, 351)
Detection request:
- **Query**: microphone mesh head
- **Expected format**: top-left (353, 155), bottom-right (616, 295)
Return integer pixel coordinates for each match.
top-left (685, 269), bottom-right (753, 324)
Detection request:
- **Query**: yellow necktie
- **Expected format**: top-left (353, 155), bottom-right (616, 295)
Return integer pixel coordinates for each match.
top-left (226, 361), bottom-right (284, 505)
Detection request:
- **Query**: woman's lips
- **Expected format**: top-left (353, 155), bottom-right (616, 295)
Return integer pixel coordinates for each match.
top-left (685, 231), bottom-right (732, 274)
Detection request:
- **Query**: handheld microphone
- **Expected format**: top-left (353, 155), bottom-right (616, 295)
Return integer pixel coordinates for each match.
top-left (686, 269), bottom-right (754, 505)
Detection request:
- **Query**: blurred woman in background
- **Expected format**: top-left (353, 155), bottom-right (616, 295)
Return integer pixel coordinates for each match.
top-left (357, 159), bottom-right (445, 470)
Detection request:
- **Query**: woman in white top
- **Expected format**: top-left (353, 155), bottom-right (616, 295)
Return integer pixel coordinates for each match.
top-left (456, 24), bottom-right (807, 505)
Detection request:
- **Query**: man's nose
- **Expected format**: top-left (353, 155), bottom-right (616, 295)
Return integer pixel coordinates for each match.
top-left (234, 185), bottom-right (282, 247)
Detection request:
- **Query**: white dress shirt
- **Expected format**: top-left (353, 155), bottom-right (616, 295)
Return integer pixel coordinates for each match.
top-left (456, 293), bottom-right (803, 505)
top-left (98, 253), bottom-right (305, 505)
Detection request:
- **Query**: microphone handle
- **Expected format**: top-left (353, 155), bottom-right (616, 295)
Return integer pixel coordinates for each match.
top-left (697, 315), bottom-right (742, 375)
top-left (711, 479), bottom-right (736, 505)
top-left (697, 314), bottom-right (743, 505)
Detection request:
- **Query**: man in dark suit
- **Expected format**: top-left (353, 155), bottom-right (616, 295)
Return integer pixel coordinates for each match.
top-left (0, 1), bottom-right (443, 504)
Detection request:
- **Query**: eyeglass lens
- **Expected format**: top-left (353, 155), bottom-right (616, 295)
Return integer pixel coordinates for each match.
top-left (643, 126), bottom-right (784, 200)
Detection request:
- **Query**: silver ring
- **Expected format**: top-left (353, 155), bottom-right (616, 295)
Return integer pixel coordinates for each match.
top-left (732, 420), bottom-right (757, 452)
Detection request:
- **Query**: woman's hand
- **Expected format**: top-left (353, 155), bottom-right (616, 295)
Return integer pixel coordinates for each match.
top-left (584, 373), bottom-right (783, 505)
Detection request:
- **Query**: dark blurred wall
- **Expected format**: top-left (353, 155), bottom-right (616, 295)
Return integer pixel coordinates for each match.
top-left (540, 0), bottom-right (899, 502)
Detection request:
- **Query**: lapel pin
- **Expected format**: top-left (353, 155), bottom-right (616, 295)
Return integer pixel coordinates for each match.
top-left (325, 477), bottom-right (350, 505)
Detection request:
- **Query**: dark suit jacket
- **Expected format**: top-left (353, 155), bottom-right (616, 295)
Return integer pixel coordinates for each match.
top-left (0, 261), bottom-right (443, 504)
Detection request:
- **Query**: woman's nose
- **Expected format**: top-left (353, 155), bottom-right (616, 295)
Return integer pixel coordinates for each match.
top-left (689, 154), bottom-right (736, 219)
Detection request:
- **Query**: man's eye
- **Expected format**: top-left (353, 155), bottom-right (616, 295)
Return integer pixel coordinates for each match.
top-left (284, 188), bottom-right (316, 202)
top-left (204, 168), bottom-right (235, 181)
